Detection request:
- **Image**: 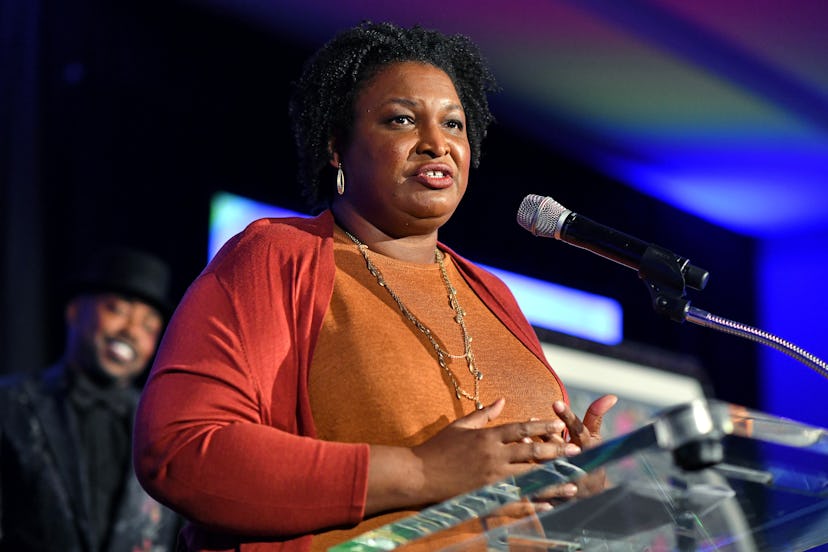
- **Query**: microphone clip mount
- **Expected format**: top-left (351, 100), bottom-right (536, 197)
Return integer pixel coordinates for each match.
top-left (639, 244), bottom-right (704, 323)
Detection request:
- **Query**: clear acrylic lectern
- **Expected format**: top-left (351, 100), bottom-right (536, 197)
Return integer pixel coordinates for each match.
top-left (331, 399), bottom-right (828, 551)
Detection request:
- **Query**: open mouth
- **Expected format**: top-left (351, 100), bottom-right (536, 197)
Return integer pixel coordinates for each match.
top-left (415, 166), bottom-right (454, 188)
top-left (106, 339), bottom-right (137, 363)
top-left (423, 170), bottom-right (447, 178)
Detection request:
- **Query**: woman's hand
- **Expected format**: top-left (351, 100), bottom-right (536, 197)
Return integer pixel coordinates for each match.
top-left (365, 398), bottom-right (587, 515)
top-left (547, 394), bottom-right (618, 499)
top-left (554, 394), bottom-right (618, 451)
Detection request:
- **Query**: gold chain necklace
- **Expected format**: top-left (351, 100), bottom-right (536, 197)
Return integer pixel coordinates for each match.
top-left (343, 230), bottom-right (484, 410)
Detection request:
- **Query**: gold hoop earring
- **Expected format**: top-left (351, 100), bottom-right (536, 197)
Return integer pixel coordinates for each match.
top-left (336, 163), bottom-right (345, 196)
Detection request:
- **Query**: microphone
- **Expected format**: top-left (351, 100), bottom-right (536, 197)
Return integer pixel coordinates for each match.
top-left (517, 194), bottom-right (709, 291)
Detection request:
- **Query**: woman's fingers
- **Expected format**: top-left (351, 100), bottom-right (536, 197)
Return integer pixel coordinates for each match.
top-left (489, 499), bottom-right (555, 521)
top-left (451, 398), bottom-right (507, 430)
top-left (553, 395), bottom-right (618, 448)
top-left (553, 400), bottom-right (588, 445)
top-left (506, 438), bottom-right (581, 464)
top-left (582, 394), bottom-right (618, 434)
top-left (411, 397), bottom-right (614, 506)
top-left (533, 482), bottom-right (579, 500)
top-left (500, 418), bottom-right (566, 444)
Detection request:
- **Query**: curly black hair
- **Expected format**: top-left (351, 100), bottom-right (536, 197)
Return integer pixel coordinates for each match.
top-left (288, 21), bottom-right (499, 211)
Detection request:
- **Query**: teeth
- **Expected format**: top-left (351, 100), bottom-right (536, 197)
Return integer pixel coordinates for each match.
top-left (108, 340), bottom-right (136, 362)
top-left (425, 170), bottom-right (446, 177)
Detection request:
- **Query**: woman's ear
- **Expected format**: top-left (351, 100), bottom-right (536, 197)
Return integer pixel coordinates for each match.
top-left (328, 139), bottom-right (341, 169)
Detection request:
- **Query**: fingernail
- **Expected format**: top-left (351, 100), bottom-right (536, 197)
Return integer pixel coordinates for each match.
top-left (552, 420), bottom-right (565, 433)
top-left (535, 502), bottom-right (554, 512)
top-left (553, 400), bottom-right (566, 413)
top-left (565, 444), bottom-right (581, 456)
top-left (564, 484), bottom-right (577, 496)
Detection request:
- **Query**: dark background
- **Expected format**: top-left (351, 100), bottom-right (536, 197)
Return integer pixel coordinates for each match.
top-left (2, 0), bottom-right (758, 407)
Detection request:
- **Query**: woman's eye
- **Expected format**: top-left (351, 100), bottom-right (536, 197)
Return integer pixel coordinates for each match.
top-left (446, 119), bottom-right (464, 130)
top-left (389, 115), bottom-right (413, 125)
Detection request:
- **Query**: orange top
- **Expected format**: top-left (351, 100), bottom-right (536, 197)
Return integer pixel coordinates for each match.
top-left (309, 227), bottom-right (564, 550)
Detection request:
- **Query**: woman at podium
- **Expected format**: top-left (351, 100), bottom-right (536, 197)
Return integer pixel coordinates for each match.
top-left (133, 21), bottom-right (616, 552)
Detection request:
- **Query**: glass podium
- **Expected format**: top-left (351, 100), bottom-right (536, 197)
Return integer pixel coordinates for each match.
top-left (331, 399), bottom-right (828, 551)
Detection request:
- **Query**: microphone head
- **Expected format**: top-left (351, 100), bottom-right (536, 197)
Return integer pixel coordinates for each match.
top-left (517, 194), bottom-right (570, 238)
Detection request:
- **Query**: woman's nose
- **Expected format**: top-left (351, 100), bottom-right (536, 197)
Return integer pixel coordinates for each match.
top-left (416, 124), bottom-right (450, 157)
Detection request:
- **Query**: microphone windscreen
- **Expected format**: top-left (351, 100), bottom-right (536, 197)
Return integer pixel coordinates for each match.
top-left (517, 194), bottom-right (569, 238)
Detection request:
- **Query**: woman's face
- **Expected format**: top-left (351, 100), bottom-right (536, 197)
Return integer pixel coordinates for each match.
top-left (334, 61), bottom-right (471, 238)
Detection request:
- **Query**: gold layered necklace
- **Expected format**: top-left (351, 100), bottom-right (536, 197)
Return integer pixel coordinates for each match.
top-left (343, 230), bottom-right (484, 410)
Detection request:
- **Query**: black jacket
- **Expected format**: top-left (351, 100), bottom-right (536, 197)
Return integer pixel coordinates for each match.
top-left (0, 364), bottom-right (180, 552)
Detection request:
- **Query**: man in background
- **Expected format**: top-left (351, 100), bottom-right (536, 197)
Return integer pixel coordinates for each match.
top-left (0, 246), bottom-right (181, 551)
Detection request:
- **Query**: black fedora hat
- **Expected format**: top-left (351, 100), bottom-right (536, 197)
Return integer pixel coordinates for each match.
top-left (68, 246), bottom-right (174, 318)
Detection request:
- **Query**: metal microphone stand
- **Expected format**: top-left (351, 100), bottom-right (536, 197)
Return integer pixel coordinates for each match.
top-left (639, 244), bottom-right (828, 381)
